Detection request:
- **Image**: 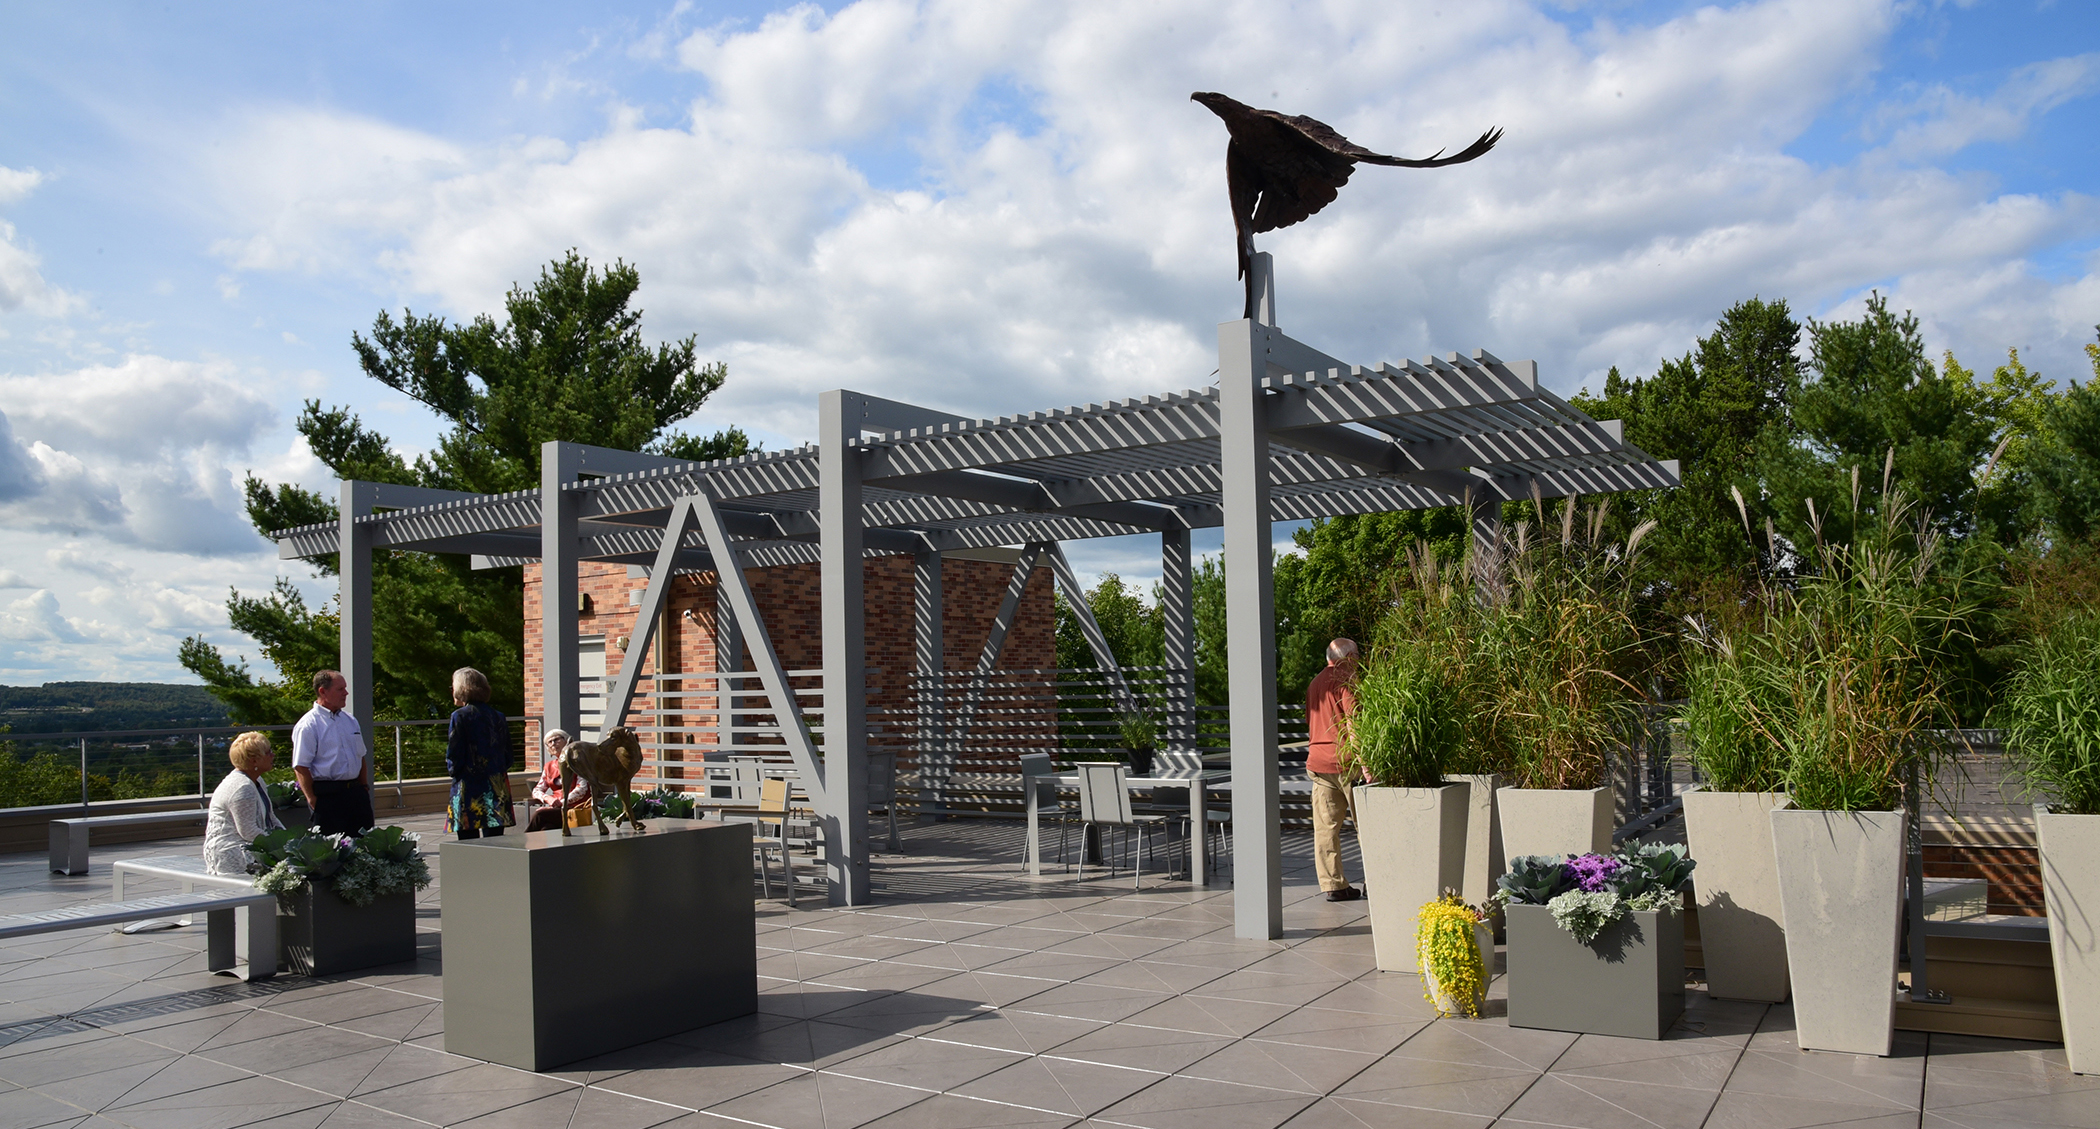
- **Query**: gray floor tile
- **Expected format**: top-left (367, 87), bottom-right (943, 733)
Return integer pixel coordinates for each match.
top-left (351, 1061), bottom-right (575, 1124)
top-left (0, 1033), bottom-right (179, 1088)
top-left (343, 1042), bottom-right (480, 1097)
top-left (702, 1069), bottom-right (930, 1129)
top-left (1702, 1087), bottom-right (1923, 1129)
top-left (1498, 1072), bottom-right (1723, 1129)
top-left (823, 1034), bottom-right (1028, 1091)
top-left (448, 1085), bottom-right (686, 1129)
top-left (1122, 994), bottom-right (1297, 1039)
top-left (1047, 1023), bottom-right (1235, 1075)
top-left (1246, 1007), bottom-right (1428, 1056)
top-left (1006, 982), bottom-right (1172, 1024)
top-left (1178, 1038), bottom-right (1378, 1095)
top-left (1721, 1047), bottom-right (1926, 1109)
top-left (595, 1045), bottom-right (807, 1109)
top-left (1090, 1074), bottom-right (1318, 1129)
top-left (1385, 1017), bottom-right (1577, 1073)
top-left (950, 1054), bottom-right (1163, 1117)
top-left (0, 1083), bottom-right (98, 1128)
top-left (1551, 1046), bottom-right (1742, 1090)
top-left (915, 1010), bottom-right (1104, 1056)
top-left (855, 1092), bottom-right (1079, 1127)
top-left (1329, 1053), bottom-right (1537, 1118)
top-left (1286, 1095), bottom-right (1493, 1127)
top-left (105, 1073), bottom-right (338, 1129)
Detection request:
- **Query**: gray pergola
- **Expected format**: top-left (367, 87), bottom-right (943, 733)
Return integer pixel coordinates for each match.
top-left (276, 275), bottom-right (1678, 940)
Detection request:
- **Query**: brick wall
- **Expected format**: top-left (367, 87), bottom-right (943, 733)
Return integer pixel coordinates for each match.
top-left (521, 555), bottom-right (1052, 773)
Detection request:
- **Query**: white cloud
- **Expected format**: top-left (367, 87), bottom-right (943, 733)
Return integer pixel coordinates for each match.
top-left (0, 166), bottom-right (80, 320)
top-left (0, 167), bottom-right (43, 207)
top-left (1870, 53), bottom-right (2100, 162)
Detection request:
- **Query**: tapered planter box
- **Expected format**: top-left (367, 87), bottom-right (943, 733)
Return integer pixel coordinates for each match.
top-left (1682, 790), bottom-right (1790, 1003)
top-left (1453, 774), bottom-right (1504, 911)
top-left (1355, 783), bottom-right (1469, 972)
top-left (2038, 805), bottom-right (2100, 1074)
top-left (278, 884), bottom-right (416, 977)
top-left (1498, 787), bottom-right (1612, 862)
top-left (1506, 902), bottom-right (1685, 1039)
top-left (1771, 807), bottom-right (1905, 1056)
top-left (442, 819), bottom-right (757, 1071)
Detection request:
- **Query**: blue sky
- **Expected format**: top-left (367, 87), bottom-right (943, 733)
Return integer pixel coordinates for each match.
top-left (0, 0), bottom-right (2094, 683)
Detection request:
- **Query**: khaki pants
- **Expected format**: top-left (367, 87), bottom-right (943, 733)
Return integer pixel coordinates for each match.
top-left (1310, 771), bottom-right (1356, 892)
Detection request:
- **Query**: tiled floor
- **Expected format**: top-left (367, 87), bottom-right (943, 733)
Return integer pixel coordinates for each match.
top-left (1, 814), bottom-right (2094, 1128)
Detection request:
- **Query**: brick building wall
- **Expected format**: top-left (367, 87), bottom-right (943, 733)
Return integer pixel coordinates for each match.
top-left (521, 553), bottom-right (1054, 775)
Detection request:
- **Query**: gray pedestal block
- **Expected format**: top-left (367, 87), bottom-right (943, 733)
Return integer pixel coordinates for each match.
top-left (280, 885), bottom-right (415, 977)
top-left (441, 819), bottom-right (757, 1071)
top-left (1506, 903), bottom-right (1685, 1040)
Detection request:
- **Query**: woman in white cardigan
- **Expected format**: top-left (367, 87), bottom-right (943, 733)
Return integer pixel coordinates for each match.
top-left (203, 731), bottom-right (285, 876)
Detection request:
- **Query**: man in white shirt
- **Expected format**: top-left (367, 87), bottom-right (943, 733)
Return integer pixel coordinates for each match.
top-left (294, 669), bottom-right (374, 834)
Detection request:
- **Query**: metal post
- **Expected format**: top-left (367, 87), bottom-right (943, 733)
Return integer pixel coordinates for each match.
top-left (818, 391), bottom-right (871, 905)
top-left (340, 480), bottom-right (378, 801)
top-left (541, 442), bottom-right (583, 739)
top-left (913, 549), bottom-right (945, 820)
top-left (1220, 317), bottom-right (1282, 939)
top-left (1161, 527), bottom-right (1194, 752)
top-left (79, 736), bottom-right (89, 813)
top-left (197, 732), bottom-right (207, 807)
top-left (394, 725), bottom-right (405, 808)
top-left (1905, 757), bottom-right (1949, 1003)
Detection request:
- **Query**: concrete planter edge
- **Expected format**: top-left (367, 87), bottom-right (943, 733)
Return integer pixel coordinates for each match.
top-left (2038, 805), bottom-right (2099, 1074)
top-left (1682, 790), bottom-right (1791, 1003)
top-left (1769, 806), bottom-right (1905, 1056)
top-left (1505, 902), bottom-right (1686, 1039)
top-left (1354, 782), bottom-right (1469, 973)
top-left (1497, 786), bottom-right (1612, 862)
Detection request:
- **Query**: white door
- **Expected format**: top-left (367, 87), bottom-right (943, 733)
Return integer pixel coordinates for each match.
top-left (578, 635), bottom-right (607, 737)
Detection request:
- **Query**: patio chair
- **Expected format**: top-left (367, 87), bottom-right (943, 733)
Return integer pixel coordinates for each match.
top-left (1019, 753), bottom-right (1076, 871)
top-left (1076, 762), bottom-right (1178, 889)
top-left (754, 776), bottom-right (820, 906)
top-left (867, 750), bottom-right (902, 853)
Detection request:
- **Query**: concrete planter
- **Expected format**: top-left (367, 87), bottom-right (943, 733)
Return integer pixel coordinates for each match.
top-left (1770, 807), bottom-right (1906, 1055)
top-left (278, 883), bottom-right (416, 977)
top-left (1452, 774), bottom-right (1504, 910)
top-left (1355, 783), bottom-right (1469, 972)
top-left (2038, 806), bottom-right (2100, 1074)
top-left (1682, 790), bottom-right (1790, 1003)
top-left (1422, 920), bottom-right (1494, 1017)
top-left (1505, 902), bottom-right (1685, 1039)
top-left (1497, 787), bottom-right (1612, 862)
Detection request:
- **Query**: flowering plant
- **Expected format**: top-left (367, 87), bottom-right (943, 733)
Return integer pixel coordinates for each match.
top-left (248, 825), bottom-right (432, 908)
top-left (1415, 891), bottom-right (1493, 1018)
top-left (1497, 843), bottom-right (1696, 944)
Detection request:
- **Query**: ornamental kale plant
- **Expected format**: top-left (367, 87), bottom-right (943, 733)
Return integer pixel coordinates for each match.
top-left (250, 826), bottom-right (431, 907)
top-left (1499, 845), bottom-right (1698, 945)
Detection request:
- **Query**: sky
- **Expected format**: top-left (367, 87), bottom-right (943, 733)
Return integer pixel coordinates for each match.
top-left (0, 0), bottom-right (2094, 685)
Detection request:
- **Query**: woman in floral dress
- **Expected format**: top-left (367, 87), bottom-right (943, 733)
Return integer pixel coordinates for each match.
top-left (446, 667), bottom-right (514, 839)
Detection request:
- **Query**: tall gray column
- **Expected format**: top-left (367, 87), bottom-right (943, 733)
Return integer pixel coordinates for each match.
top-left (713, 582), bottom-right (742, 758)
top-left (912, 550), bottom-right (945, 818)
top-left (541, 442), bottom-right (582, 740)
top-left (338, 481), bottom-right (377, 786)
top-left (818, 391), bottom-right (871, 905)
top-left (1219, 319), bottom-right (1281, 939)
top-left (1160, 528), bottom-right (1194, 752)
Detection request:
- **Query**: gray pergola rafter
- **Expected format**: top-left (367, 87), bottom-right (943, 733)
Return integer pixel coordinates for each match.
top-left (277, 281), bottom-right (1679, 925)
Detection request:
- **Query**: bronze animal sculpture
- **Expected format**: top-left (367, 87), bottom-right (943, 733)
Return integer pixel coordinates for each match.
top-left (557, 726), bottom-right (647, 836)
top-left (1190, 92), bottom-right (1501, 319)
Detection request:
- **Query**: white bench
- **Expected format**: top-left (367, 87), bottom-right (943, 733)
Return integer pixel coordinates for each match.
top-left (0, 889), bottom-right (277, 981)
top-left (112, 854), bottom-right (254, 926)
top-left (49, 810), bottom-right (209, 875)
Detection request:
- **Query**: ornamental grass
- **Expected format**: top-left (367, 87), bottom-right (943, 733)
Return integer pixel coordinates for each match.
top-left (1993, 611), bottom-right (2100, 815)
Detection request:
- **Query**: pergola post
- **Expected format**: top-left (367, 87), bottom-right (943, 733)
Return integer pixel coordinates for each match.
top-left (1160, 528), bottom-right (1194, 752)
top-left (819, 391), bottom-right (871, 906)
top-left (338, 481), bottom-right (377, 790)
top-left (1219, 319), bottom-right (1282, 939)
top-left (541, 442), bottom-right (583, 741)
top-left (912, 549), bottom-right (945, 818)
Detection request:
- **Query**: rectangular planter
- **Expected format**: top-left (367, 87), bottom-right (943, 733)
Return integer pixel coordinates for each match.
top-left (1770, 807), bottom-right (1905, 1056)
top-left (1452, 774), bottom-right (1504, 911)
top-left (1355, 783), bottom-right (1469, 972)
top-left (1682, 790), bottom-right (1790, 1003)
top-left (2038, 805), bottom-right (2100, 1074)
top-left (1497, 787), bottom-right (1612, 863)
top-left (441, 818), bottom-right (757, 1071)
top-left (1506, 902), bottom-right (1685, 1039)
top-left (278, 883), bottom-right (416, 977)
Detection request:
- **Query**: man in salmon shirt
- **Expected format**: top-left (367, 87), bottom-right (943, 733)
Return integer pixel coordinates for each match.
top-left (1306, 638), bottom-right (1362, 901)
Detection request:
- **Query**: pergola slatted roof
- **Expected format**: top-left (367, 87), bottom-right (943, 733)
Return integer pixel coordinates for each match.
top-left (273, 345), bottom-right (1676, 567)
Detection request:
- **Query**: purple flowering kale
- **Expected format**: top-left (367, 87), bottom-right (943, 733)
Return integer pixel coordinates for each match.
top-left (1564, 853), bottom-right (1622, 893)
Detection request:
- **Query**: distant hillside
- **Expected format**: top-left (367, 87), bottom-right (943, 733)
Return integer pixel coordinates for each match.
top-left (0, 682), bottom-right (231, 734)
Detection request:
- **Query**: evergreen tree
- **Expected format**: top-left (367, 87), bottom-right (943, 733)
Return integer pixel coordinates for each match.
top-left (182, 252), bottom-right (748, 728)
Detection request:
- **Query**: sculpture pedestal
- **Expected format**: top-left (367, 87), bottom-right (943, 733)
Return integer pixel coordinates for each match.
top-left (441, 819), bottom-right (756, 1071)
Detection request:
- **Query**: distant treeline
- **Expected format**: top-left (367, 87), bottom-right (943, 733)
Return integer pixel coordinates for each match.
top-left (0, 682), bottom-right (231, 734)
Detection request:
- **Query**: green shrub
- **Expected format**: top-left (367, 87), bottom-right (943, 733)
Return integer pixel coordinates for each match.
top-left (1993, 612), bottom-right (2100, 815)
top-left (1341, 640), bottom-right (1461, 789)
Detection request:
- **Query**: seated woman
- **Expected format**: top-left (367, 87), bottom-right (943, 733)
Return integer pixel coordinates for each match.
top-left (525, 729), bottom-right (589, 832)
top-left (203, 731), bottom-right (285, 876)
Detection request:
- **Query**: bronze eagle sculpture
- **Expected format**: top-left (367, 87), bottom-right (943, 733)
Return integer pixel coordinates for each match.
top-left (1191, 92), bottom-right (1501, 320)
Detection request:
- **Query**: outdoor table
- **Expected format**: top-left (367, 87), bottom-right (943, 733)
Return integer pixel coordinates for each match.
top-left (1027, 767), bottom-right (1231, 885)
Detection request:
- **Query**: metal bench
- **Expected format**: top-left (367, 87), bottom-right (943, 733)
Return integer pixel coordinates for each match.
top-left (49, 810), bottom-right (209, 875)
top-left (0, 889), bottom-right (278, 981)
top-left (111, 854), bottom-right (255, 926)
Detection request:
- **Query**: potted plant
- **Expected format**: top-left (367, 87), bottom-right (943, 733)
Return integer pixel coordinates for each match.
top-left (1416, 891), bottom-right (1494, 1018)
top-left (264, 778), bottom-right (311, 831)
top-left (1994, 611), bottom-right (2100, 1074)
top-left (250, 825), bottom-right (430, 976)
top-left (1679, 629), bottom-right (1791, 1003)
top-left (1478, 502), bottom-right (1654, 862)
top-left (639, 786), bottom-right (698, 820)
top-left (1762, 486), bottom-right (1969, 1056)
top-left (1115, 710), bottom-right (1159, 779)
top-left (1498, 843), bottom-right (1697, 1039)
top-left (1342, 637), bottom-right (1470, 973)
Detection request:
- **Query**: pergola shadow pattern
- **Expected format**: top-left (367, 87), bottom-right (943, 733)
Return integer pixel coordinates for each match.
top-left (2, 819), bottom-right (2093, 1129)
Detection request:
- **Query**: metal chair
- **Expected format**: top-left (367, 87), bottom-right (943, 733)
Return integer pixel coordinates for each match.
top-left (1076, 762), bottom-right (1178, 889)
top-left (754, 776), bottom-right (819, 906)
top-left (867, 751), bottom-right (901, 853)
top-left (1019, 753), bottom-right (1077, 871)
